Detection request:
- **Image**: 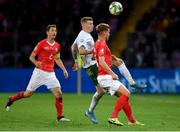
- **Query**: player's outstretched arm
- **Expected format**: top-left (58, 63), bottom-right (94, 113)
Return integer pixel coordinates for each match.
top-left (29, 52), bottom-right (41, 67)
top-left (55, 58), bottom-right (68, 79)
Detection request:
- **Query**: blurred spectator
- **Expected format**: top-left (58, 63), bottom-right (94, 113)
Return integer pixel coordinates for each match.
top-left (0, 0), bottom-right (133, 67)
top-left (126, 0), bottom-right (180, 68)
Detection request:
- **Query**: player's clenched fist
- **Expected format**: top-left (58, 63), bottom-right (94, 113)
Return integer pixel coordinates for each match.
top-left (34, 61), bottom-right (42, 67)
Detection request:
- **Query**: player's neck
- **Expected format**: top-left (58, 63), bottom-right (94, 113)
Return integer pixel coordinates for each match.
top-left (47, 38), bottom-right (55, 44)
top-left (98, 36), bottom-right (106, 41)
top-left (82, 28), bottom-right (90, 33)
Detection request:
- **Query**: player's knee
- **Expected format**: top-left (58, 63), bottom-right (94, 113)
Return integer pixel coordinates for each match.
top-left (124, 90), bottom-right (130, 97)
top-left (97, 92), bottom-right (104, 99)
top-left (24, 91), bottom-right (33, 97)
top-left (54, 91), bottom-right (62, 98)
top-left (96, 85), bottom-right (105, 94)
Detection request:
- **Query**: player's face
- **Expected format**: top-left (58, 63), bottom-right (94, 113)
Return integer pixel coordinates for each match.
top-left (105, 29), bottom-right (110, 41)
top-left (83, 20), bottom-right (94, 33)
top-left (47, 27), bottom-right (57, 39)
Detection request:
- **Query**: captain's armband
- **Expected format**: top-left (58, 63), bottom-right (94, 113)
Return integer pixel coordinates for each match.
top-left (56, 53), bottom-right (61, 59)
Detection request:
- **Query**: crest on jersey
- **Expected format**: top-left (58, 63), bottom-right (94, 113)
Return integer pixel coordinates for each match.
top-left (86, 41), bottom-right (93, 49)
top-left (100, 48), bottom-right (104, 56)
top-left (80, 39), bottom-right (84, 43)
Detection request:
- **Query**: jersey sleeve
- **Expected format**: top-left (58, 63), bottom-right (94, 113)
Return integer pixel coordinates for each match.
top-left (97, 43), bottom-right (106, 57)
top-left (33, 42), bottom-right (42, 55)
top-left (73, 38), bottom-right (77, 44)
top-left (76, 38), bottom-right (86, 49)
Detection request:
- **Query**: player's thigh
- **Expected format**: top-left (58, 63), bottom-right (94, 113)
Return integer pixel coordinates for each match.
top-left (44, 73), bottom-right (61, 94)
top-left (97, 75), bottom-right (115, 95)
top-left (115, 84), bottom-right (130, 97)
top-left (26, 68), bottom-right (43, 92)
top-left (96, 85), bottom-right (105, 95)
top-left (85, 64), bottom-right (99, 86)
top-left (97, 75), bottom-right (129, 96)
top-left (24, 89), bottom-right (34, 97)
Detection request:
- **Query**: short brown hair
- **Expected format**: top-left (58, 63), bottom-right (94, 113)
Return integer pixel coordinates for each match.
top-left (46, 24), bottom-right (56, 32)
top-left (96, 23), bottom-right (110, 34)
top-left (80, 17), bottom-right (93, 23)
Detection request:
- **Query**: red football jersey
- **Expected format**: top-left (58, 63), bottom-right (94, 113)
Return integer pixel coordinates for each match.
top-left (94, 39), bottom-right (112, 75)
top-left (33, 39), bottom-right (60, 72)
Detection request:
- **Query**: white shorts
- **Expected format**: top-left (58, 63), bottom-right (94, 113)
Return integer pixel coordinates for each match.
top-left (97, 75), bottom-right (122, 96)
top-left (26, 68), bottom-right (61, 91)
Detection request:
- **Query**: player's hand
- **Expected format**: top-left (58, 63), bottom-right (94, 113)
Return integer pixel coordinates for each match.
top-left (34, 61), bottom-right (41, 67)
top-left (112, 60), bottom-right (121, 67)
top-left (112, 55), bottom-right (121, 67)
top-left (63, 70), bottom-right (69, 79)
top-left (91, 54), bottom-right (96, 60)
top-left (112, 54), bottom-right (121, 62)
top-left (112, 54), bottom-right (119, 61)
top-left (72, 62), bottom-right (78, 71)
top-left (112, 73), bottom-right (118, 80)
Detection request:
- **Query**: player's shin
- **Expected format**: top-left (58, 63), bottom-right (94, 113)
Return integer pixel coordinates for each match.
top-left (6, 91), bottom-right (25, 111)
top-left (55, 97), bottom-right (63, 119)
top-left (10, 91), bottom-right (25, 102)
top-left (111, 95), bottom-right (128, 118)
top-left (123, 101), bottom-right (136, 123)
top-left (118, 63), bottom-right (135, 85)
top-left (88, 92), bottom-right (102, 112)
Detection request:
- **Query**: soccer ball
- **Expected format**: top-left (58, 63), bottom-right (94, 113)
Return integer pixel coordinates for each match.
top-left (109, 1), bottom-right (123, 15)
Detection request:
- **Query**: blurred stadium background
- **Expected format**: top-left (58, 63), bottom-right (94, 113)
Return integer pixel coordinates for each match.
top-left (0, 0), bottom-right (180, 131)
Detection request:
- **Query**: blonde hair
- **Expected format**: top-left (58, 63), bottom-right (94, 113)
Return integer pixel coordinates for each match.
top-left (80, 17), bottom-right (93, 24)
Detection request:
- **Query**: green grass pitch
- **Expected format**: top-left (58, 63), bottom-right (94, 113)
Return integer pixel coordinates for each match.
top-left (0, 93), bottom-right (180, 131)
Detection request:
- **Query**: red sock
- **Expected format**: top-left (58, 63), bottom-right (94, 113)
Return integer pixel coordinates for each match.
top-left (56, 97), bottom-right (63, 119)
top-left (111, 95), bottom-right (129, 118)
top-left (123, 101), bottom-right (136, 123)
top-left (10, 91), bottom-right (24, 102)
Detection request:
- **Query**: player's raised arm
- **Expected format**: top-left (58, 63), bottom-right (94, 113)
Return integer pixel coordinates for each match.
top-left (55, 57), bottom-right (68, 79)
top-left (98, 56), bottom-right (118, 80)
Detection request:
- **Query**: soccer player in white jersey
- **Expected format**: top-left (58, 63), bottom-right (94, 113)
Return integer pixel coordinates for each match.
top-left (71, 17), bottom-right (103, 124)
top-left (71, 17), bottom-right (146, 124)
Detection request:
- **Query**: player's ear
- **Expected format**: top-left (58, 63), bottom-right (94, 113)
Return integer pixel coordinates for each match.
top-left (81, 22), bottom-right (84, 27)
top-left (46, 31), bottom-right (48, 35)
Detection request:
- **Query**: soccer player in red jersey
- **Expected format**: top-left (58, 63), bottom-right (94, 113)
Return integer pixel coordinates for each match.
top-left (5, 24), bottom-right (70, 122)
top-left (94, 23), bottom-right (144, 126)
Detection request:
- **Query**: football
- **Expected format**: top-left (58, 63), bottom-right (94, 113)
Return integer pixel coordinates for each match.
top-left (109, 1), bottom-right (123, 15)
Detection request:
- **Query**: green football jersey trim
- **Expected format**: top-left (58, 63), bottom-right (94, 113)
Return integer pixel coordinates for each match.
top-left (56, 53), bottom-right (60, 59)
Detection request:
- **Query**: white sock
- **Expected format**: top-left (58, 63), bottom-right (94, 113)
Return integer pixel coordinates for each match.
top-left (88, 92), bottom-right (102, 112)
top-left (118, 63), bottom-right (135, 85)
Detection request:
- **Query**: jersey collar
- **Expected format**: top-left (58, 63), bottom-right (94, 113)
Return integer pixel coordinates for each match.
top-left (46, 40), bottom-right (55, 46)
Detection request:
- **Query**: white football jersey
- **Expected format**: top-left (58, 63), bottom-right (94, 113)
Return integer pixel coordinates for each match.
top-left (74, 30), bottom-right (96, 68)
